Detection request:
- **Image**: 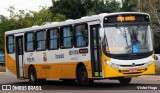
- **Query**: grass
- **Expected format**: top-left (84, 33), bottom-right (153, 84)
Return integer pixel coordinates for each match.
top-left (155, 65), bottom-right (160, 75)
top-left (0, 66), bottom-right (5, 72)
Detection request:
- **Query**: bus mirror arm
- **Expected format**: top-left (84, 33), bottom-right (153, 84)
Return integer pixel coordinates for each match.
top-left (99, 28), bottom-right (105, 42)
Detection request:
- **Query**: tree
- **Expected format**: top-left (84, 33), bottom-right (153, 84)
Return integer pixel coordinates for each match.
top-left (51, 0), bottom-right (86, 19)
top-left (52, 13), bottom-right (66, 22)
top-left (50, 0), bottom-right (121, 19)
top-left (105, 0), bottom-right (121, 13)
top-left (86, 0), bottom-right (105, 15)
top-left (120, 0), bottom-right (134, 12)
top-left (0, 15), bottom-right (19, 53)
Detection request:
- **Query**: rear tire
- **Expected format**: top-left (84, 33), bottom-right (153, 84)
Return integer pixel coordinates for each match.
top-left (118, 78), bottom-right (132, 85)
top-left (29, 67), bottom-right (37, 84)
top-left (76, 66), bottom-right (93, 86)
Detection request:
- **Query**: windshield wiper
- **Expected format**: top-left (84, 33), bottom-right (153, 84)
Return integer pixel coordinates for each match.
top-left (116, 25), bottom-right (130, 48)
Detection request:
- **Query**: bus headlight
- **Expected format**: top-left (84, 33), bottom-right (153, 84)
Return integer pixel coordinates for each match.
top-left (105, 60), bottom-right (119, 68)
top-left (152, 58), bottom-right (154, 61)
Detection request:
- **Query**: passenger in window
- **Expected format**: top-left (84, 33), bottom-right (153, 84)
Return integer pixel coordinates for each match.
top-left (130, 28), bottom-right (139, 45)
top-left (27, 33), bottom-right (34, 51)
top-left (36, 31), bottom-right (46, 50)
top-left (50, 30), bottom-right (58, 49)
top-left (37, 42), bottom-right (41, 50)
top-left (75, 25), bottom-right (87, 47)
top-left (63, 27), bottom-right (72, 48)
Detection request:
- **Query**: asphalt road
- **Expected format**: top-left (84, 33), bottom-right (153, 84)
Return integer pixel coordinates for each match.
top-left (0, 72), bottom-right (160, 93)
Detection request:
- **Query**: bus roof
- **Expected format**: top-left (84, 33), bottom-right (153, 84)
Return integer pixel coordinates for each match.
top-left (5, 12), bottom-right (149, 35)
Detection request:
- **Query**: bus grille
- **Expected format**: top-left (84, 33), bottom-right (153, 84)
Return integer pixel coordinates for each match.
top-left (119, 63), bottom-right (145, 67)
top-left (119, 68), bottom-right (147, 74)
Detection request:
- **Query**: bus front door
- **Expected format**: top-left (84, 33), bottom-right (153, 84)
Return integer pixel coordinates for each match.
top-left (15, 36), bottom-right (24, 78)
top-left (90, 24), bottom-right (102, 77)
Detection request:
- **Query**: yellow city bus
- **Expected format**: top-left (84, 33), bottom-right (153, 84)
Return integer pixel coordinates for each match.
top-left (5, 12), bottom-right (155, 86)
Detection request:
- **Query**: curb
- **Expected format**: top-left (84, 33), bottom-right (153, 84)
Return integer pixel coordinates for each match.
top-left (140, 75), bottom-right (160, 77)
top-left (138, 75), bottom-right (160, 81)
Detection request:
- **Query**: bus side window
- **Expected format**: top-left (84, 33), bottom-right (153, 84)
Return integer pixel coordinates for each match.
top-left (74, 24), bottom-right (88, 47)
top-left (6, 35), bottom-right (14, 54)
top-left (48, 28), bottom-right (59, 49)
top-left (60, 26), bottom-right (73, 48)
top-left (25, 32), bottom-right (35, 52)
top-left (36, 30), bottom-right (46, 51)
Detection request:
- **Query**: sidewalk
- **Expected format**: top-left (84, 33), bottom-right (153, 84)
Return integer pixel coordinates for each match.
top-left (137, 75), bottom-right (160, 81)
top-left (0, 72), bottom-right (5, 75)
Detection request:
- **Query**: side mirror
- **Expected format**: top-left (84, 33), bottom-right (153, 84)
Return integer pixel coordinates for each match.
top-left (99, 28), bottom-right (105, 38)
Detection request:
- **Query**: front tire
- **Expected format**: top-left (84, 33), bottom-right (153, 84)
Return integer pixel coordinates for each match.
top-left (118, 78), bottom-right (132, 85)
top-left (76, 66), bottom-right (93, 86)
top-left (29, 67), bottom-right (37, 84)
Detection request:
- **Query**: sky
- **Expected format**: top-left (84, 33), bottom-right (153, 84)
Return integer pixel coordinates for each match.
top-left (0, 0), bottom-right (52, 17)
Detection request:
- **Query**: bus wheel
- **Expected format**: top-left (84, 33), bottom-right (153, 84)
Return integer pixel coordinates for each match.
top-left (77, 66), bottom-right (93, 86)
top-left (118, 78), bottom-right (132, 85)
top-left (29, 67), bottom-right (37, 84)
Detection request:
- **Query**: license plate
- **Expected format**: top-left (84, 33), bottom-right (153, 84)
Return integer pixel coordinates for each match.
top-left (129, 69), bottom-right (137, 73)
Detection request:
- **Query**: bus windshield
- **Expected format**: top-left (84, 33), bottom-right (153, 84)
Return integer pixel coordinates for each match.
top-left (103, 25), bottom-right (153, 54)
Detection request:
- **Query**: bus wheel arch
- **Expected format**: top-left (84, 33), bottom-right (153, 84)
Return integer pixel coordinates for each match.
top-left (28, 65), bottom-right (37, 84)
top-left (76, 62), bottom-right (93, 86)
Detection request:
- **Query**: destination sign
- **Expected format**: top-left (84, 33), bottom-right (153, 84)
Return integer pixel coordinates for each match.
top-left (104, 14), bottom-right (149, 23)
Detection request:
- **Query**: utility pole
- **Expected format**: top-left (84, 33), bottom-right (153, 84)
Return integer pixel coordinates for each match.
top-left (137, 0), bottom-right (141, 12)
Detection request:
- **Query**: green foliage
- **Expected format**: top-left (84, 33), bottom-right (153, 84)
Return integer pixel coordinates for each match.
top-left (155, 66), bottom-right (160, 75)
top-left (120, 0), bottom-right (135, 12)
top-left (51, 0), bottom-right (86, 19)
top-left (105, 0), bottom-right (121, 13)
top-left (50, 0), bottom-right (122, 19)
top-left (0, 6), bottom-right (65, 53)
top-left (0, 15), bottom-right (18, 53)
top-left (52, 13), bottom-right (66, 22)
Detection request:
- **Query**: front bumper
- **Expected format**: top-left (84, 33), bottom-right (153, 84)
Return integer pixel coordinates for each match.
top-left (103, 61), bottom-right (155, 78)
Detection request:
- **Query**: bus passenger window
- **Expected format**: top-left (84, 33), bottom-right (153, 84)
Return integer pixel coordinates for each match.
top-left (48, 29), bottom-right (59, 49)
top-left (60, 26), bottom-right (73, 48)
top-left (25, 32), bottom-right (34, 52)
top-left (36, 31), bottom-right (46, 51)
top-left (7, 35), bottom-right (14, 53)
top-left (75, 24), bottom-right (88, 47)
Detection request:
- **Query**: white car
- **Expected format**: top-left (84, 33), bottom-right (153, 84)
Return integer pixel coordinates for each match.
top-left (154, 54), bottom-right (160, 60)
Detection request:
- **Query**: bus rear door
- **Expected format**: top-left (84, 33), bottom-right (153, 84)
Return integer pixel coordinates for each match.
top-left (15, 35), bottom-right (24, 78)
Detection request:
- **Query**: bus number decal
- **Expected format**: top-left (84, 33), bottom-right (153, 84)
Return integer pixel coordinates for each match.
top-left (69, 50), bottom-right (79, 55)
top-left (55, 53), bottom-right (64, 59)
